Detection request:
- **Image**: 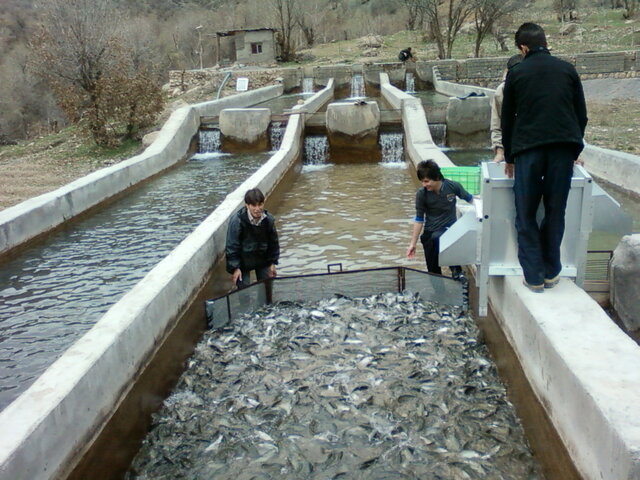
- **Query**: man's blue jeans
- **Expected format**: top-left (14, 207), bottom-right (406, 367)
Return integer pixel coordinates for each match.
top-left (513, 144), bottom-right (576, 286)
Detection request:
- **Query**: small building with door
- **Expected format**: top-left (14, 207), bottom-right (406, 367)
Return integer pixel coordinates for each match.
top-left (216, 28), bottom-right (277, 66)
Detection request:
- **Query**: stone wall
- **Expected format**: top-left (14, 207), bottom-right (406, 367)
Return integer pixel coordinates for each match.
top-left (168, 68), bottom-right (303, 93)
top-left (170, 50), bottom-right (639, 93)
top-left (420, 50), bottom-right (639, 88)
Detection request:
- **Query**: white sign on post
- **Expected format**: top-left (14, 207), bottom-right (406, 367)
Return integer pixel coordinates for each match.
top-left (236, 77), bottom-right (249, 91)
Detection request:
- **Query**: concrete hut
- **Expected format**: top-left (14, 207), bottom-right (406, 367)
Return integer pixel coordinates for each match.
top-left (216, 28), bottom-right (277, 66)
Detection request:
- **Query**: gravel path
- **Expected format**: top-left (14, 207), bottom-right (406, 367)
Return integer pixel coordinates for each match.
top-left (582, 77), bottom-right (640, 103)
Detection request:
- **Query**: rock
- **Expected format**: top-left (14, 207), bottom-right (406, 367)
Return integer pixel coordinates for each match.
top-left (356, 35), bottom-right (383, 48)
top-left (611, 234), bottom-right (640, 331)
top-left (142, 131), bottom-right (160, 148)
top-left (459, 23), bottom-right (476, 35)
top-left (559, 23), bottom-right (578, 36)
top-left (362, 48), bottom-right (380, 57)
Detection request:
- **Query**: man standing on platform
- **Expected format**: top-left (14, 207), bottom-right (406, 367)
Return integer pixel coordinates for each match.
top-left (501, 22), bottom-right (588, 292)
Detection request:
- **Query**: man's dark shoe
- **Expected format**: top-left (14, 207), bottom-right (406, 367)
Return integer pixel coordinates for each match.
top-left (544, 275), bottom-right (560, 289)
top-left (523, 280), bottom-right (544, 293)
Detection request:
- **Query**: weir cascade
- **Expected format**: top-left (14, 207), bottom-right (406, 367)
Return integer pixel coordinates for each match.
top-left (0, 73), bottom-right (639, 480)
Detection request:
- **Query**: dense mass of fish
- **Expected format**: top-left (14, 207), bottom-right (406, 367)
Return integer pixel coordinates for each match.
top-left (127, 292), bottom-right (540, 479)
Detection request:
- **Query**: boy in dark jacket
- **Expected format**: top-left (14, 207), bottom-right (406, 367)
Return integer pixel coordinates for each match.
top-left (501, 22), bottom-right (588, 292)
top-left (406, 160), bottom-right (473, 280)
top-left (225, 188), bottom-right (280, 287)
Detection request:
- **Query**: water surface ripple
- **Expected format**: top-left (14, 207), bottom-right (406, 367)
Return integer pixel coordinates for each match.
top-left (0, 153), bottom-right (267, 409)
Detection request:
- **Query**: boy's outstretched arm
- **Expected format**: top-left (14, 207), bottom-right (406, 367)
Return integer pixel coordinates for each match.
top-left (406, 221), bottom-right (424, 259)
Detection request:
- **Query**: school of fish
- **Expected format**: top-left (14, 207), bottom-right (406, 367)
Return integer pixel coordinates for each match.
top-left (127, 292), bottom-right (541, 479)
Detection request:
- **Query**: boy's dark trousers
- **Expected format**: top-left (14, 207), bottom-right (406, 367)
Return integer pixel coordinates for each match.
top-left (236, 266), bottom-right (271, 288)
top-left (421, 229), bottom-right (462, 279)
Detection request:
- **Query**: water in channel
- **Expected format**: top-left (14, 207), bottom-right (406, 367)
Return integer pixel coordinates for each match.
top-left (275, 133), bottom-right (422, 275)
top-left (405, 72), bottom-right (415, 93)
top-left (0, 150), bottom-right (270, 410)
top-left (350, 74), bottom-right (366, 99)
top-left (127, 139), bottom-right (541, 480)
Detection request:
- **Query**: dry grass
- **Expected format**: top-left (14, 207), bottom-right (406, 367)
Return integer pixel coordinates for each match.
top-left (0, 127), bottom-right (142, 210)
top-left (585, 101), bottom-right (640, 154)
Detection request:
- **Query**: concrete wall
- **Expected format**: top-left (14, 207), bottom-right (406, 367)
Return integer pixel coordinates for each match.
top-left (488, 275), bottom-right (640, 480)
top-left (0, 81), bottom-right (336, 480)
top-left (581, 143), bottom-right (640, 197)
top-left (169, 68), bottom-right (302, 93)
top-left (379, 72), bottom-right (454, 169)
top-left (172, 49), bottom-right (638, 94)
top-left (0, 85), bottom-right (284, 257)
top-left (416, 50), bottom-right (639, 87)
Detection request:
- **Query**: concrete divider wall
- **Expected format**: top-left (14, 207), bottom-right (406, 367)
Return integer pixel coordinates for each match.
top-left (0, 81), bottom-right (333, 480)
top-left (0, 85), bottom-right (284, 257)
top-left (432, 66), bottom-right (495, 99)
top-left (379, 72), bottom-right (454, 170)
top-left (488, 276), bottom-right (640, 480)
top-left (581, 143), bottom-right (640, 197)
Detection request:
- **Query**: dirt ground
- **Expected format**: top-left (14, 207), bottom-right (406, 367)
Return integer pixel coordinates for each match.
top-left (0, 78), bottom-right (637, 211)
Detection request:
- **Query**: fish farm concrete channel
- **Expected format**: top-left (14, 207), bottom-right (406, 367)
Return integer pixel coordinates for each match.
top-left (124, 145), bottom-right (640, 480)
top-left (0, 148), bottom-right (272, 410)
top-left (2, 76), bottom-right (640, 480)
top-left (0, 91), bottom-right (308, 410)
top-left (117, 144), bottom-right (555, 479)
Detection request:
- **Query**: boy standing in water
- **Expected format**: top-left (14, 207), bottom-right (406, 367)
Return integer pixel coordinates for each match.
top-left (226, 188), bottom-right (280, 288)
top-left (406, 160), bottom-right (473, 280)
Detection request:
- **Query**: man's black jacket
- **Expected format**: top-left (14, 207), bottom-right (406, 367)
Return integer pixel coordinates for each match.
top-left (501, 47), bottom-right (588, 163)
top-left (225, 207), bottom-right (279, 273)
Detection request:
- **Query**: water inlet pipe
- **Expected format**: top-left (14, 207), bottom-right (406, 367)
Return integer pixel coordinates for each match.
top-left (216, 72), bottom-right (233, 100)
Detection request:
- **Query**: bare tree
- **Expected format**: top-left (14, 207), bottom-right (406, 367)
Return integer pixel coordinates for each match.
top-left (29, 0), bottom-right (163, 146)
top-left (396, 0), bottom-right (426, 30)
top-left (472, 0), bottom-right (519, 57)
top-left (622, 0), bottom-right (638, 17)
top-left (553, 0), bottom-right (579, 21)
top-left (417, 0), bottom-right (476, 59)
top-left (295, 1), bottom-right (330, 47)
top-left (269, 0), bottom-right (299, 61)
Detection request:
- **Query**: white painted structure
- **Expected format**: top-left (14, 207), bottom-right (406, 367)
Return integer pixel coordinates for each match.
top-left (581, 143), bottom-right (640, 197)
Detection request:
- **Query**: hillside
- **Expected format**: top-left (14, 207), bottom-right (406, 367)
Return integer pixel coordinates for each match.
top-left (0, 0), bottom-right (638, 209)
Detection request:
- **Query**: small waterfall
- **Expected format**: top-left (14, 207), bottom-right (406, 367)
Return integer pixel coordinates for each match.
top-left (405, 72), bottom-right (415, 93)
top-left (302, 78), bottom-right (314, 94)
top-left (199, 129), bottom-right (221, 153)
top-left (303, 135), bottom-right (330, 165)
top-left (350, 74), bottom-right (365, 99)
top-left (379, 132), bottom-right (404, 163)
top-left (269, 122), bottom-right (285, 151)
top-left (429, 124), bottom-right (447, 147)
